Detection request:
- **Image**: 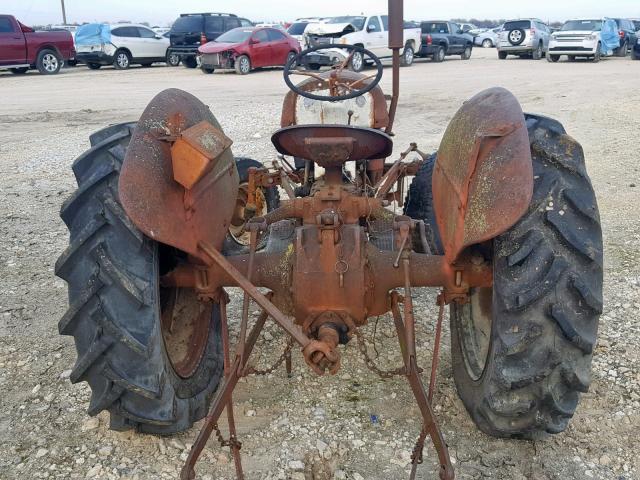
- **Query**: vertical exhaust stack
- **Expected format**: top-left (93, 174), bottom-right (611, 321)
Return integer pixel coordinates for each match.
top-left (386, 0), bottom-right (403, 133)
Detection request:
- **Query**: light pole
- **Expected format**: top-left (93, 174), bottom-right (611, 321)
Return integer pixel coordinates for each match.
top-left (60, 0), bottom-right (67, 24)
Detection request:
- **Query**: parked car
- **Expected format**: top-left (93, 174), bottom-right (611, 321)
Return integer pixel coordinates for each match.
top-left (303, 15), bottom-right (421, 71)
top-left (612, 18), bottom-right (637, 57)
top-left (632, 20), bottom-right (640, 31)
top-left (167, 13), bottom-right (253, 68)
top-left (0, 14), bottom-right (75, 74)
top-left (255, 23), bottom-right (286, 31)
top-left (457, 23), bottom-right (478, 34)
top-left (474, 26), bottom-right (502, 48)
top-left (198, 26), bottom-right (301, 74)
top-left (287, 21), bottom-right (311, 49)
top-left (497, 19), bottom-right (551, 59)
top-left (547, 18), bottom-right (620, 63)
top-left (417, 21), bottom-right (473, 62)
top-left (75, 23), bottom-right (170, 69)
top-left (634, 37), bottom-right (640, 60)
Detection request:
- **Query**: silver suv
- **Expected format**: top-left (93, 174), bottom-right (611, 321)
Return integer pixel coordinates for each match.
top-left (497, 19), bottom-right (551, 60)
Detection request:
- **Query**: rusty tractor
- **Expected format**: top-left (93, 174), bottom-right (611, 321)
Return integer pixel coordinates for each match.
top-left (56, 2), bottom-right (603, 479)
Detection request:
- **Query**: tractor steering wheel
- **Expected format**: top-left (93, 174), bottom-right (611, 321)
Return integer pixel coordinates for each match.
top-left (283, 44), bottom-right (384, 102)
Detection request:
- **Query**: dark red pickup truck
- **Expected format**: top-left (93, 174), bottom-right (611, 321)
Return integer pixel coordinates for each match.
top-left (0, 14), bottom-right (76, 74)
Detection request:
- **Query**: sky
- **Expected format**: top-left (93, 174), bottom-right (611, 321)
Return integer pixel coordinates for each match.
top-left (5, 0), bottom-right (639, 27)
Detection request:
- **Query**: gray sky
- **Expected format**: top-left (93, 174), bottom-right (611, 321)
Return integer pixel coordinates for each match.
top-left (6, 0), bottom-right (639, 26)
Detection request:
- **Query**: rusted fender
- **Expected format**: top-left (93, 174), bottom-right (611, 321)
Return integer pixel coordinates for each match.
top-left (432, 87), bottom-right (533, 263)
top-left (118, 88), bottom-right (239, 257)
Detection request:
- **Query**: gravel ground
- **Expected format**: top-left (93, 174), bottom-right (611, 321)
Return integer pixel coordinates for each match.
top-left (0, 48), bottom-right (639, 480)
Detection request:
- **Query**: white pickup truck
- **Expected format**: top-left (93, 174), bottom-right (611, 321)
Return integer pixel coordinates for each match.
top-left (303, 15), bottom-right (421, 71)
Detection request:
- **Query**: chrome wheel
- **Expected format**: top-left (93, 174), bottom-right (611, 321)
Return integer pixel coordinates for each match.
top-left (239, 56), bottom-right (250, 74)
top-left (116, 52), bottom-right (130, 69)
top-left (42, 53), bottom-right (59, 73)
top-left (351, 51), bottom-right (364, 71)
top-left (403, 47), bottom-right (414, 65)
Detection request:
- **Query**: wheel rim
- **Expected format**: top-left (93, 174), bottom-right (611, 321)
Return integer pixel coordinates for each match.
top-left (438, 49), bottom-right (445, 61)
top-left (240, 57), bottom-right (250, 73)
top-left (483, 40), bottom-right (491, 48)
top-left (405, 48), bottom-right (413, 63)
top-left (159, 246), bottom-right (211, 379)
top-left (43, 53), bottom-right (58, 72)
top-left (457, 287), bottom-right (493, 380)
top-left (352, 51), bottom-right (363, 70)
top-left (287, 52), bottom-right (296, 66)
top-left (228, 183), bottom-right (268, 246)
top-left (117, 53), bottom-right (129, 68)
top-left (509, 30), bottom-right (522, 43)
top-left (169, 54), bottom-right (179, 65)
top-left (465, 47), bottom-right (471, 58)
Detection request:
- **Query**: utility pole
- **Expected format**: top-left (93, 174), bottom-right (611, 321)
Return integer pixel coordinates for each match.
top-left (60, 0), bottom-right (67, 24)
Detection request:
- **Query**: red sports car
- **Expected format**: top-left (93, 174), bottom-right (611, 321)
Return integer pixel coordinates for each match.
top-left (198, 27), bottom-right (301, 74)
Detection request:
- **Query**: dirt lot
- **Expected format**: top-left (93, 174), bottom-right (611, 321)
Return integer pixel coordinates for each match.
top-left (1, 48), bottom-right (639, 480)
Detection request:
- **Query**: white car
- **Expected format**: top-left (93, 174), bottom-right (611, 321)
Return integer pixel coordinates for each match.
top-left (547, 18), bottom-right (618, 63)
top-left (304, 15), bottom-right (421, 71)
top-left (75, 23), bottom-right (170, 69)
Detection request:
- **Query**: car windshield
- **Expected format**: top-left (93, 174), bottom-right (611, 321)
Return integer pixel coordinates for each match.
top-left (504, 20), bottom-right (531, 30)
top-left (326, 16), bottom-right (366, 31)
top-left (287, 22), bottom-right (308, 35)
top-left (172, 16), bottom-right (202, 33)
top-left (215, 29), bottom-right (253, 43)
top-left (561, 20), bottom-right (602, 31)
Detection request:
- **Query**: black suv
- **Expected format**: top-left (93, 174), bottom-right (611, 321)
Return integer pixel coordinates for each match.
top-left (613, 18), bottom-right (637, 57)
top-left (167, 13), bottom-right (252, 68)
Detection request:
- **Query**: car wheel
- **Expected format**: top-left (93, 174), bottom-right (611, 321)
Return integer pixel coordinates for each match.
top-left (113, 50), bottom-right (131, 70)
top-left (87, 63), bottom-right (102, 70)
top-left (401, 45), bottom-right (415, 66)
top-left (532, 42), bottom-right (543, 60)
top-left (286, 51), bottom-right (297, 69)
top-left (498, 51), bottom-right (508, 60)
top-left (433, 46), bottom-right (445, 63)
top-left (235, 55), bottom-right (251, 75)
top-left (10, 67), bottom-right (29, 74)
top-left (593, 43), bottom-right (602, 63)
top-left (36, 49), bottom-right (62, 75)
top-left (547, 54), bottom-right (560, 63)
top-left (306, 63), bottom-right (321, 71)
top-left (482, 39), bottom-right (493, 48)
top-left (201, 66), bottom-right (215, 74)
top-left (615, 41), bottom-right (627, 57)
top-left (568, 55), bottom-right (577, 62)
top-left (183, 56), bottom-right (198, 69)
top-left (166, 52), bottom-right (180, 66)
top-left (633, 49), bottom-right (640, 60)
top-left (461, 45), bottom-right (472, 60)
top-left (349, 49), bottom-right (365, 72)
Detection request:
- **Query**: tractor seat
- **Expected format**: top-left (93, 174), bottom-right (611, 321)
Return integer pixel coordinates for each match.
top-left (271, 125), bottom-right (393, 169)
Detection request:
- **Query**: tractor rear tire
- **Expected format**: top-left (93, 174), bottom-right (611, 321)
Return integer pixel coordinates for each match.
top-left (404, 153), bottom-right (442, 254)
top-left (408, 114), bottom-right (603, 438)
top-left (223, 158), bottom-right (280, 255)
top-left (56, 123), bottom-right (224, 434)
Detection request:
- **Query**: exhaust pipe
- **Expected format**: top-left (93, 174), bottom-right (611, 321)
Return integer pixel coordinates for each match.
top-left (386, 0), bottom-right (404, 133)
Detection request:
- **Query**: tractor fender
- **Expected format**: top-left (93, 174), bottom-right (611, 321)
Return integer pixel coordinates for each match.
top-left (118, 88), bottom-right (239, 258)
top-left (432, 87), bottom-right (533, 263)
